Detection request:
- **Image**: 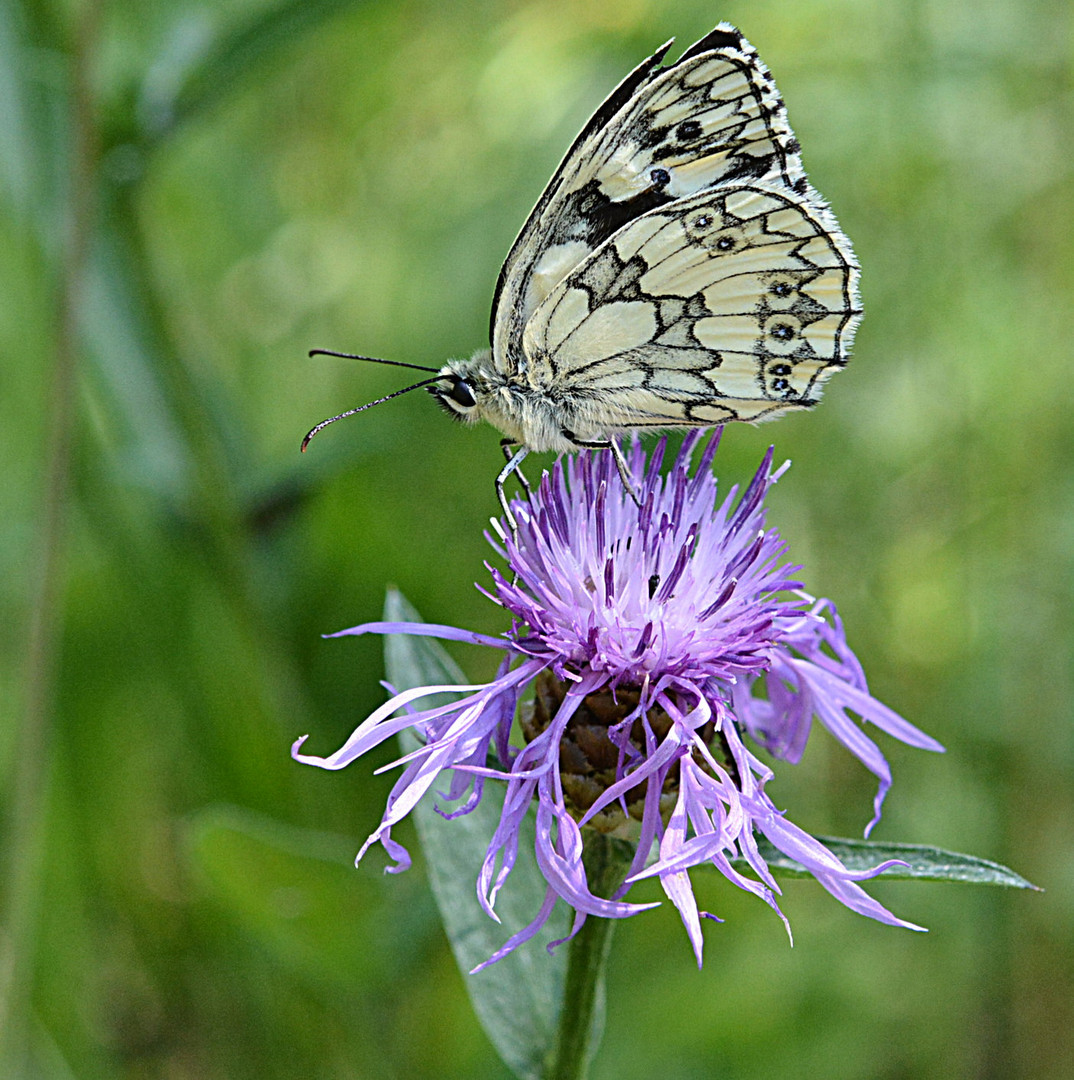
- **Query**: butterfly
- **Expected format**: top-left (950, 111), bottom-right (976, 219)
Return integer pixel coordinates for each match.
top-left (304, 24), bottom-right (861, 521)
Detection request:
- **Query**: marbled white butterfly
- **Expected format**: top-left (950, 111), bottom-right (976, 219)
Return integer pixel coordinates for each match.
top-left (304, 24), bottom-right (862, 517)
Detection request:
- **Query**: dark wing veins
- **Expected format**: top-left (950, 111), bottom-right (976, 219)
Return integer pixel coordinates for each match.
top-left (489, 25), bottom-right (805, 376)
top-left (487, 38), bottom-right (674, 347)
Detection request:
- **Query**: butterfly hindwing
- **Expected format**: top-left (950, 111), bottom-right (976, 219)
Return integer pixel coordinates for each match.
top-left (520, 182), bottom-right (861, 430)
top-left (490, 25), bottom-right (807, 376)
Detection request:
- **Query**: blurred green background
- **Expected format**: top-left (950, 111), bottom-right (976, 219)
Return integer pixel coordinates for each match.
top-left (3, 0), bottom-right (1071, 1075)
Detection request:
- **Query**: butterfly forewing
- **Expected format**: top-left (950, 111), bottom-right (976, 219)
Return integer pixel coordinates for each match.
top-left (490, 24), bottom-right (807, 375)
top-left (520, 182), bottom-right (861, 432)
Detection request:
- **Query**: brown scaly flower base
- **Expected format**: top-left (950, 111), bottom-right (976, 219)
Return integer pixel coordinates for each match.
top-left (520, 669), bottom-right (729, 835)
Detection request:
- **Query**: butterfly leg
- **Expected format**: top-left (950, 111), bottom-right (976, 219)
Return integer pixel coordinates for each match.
top-left (500, 439), bottom-right (533, 498)
top-left (562, 431), bottom-right (642, 507)
top-left (496, 445), bottom-right (530, 532)
top-left (608, 439), bottom-right (641, 507)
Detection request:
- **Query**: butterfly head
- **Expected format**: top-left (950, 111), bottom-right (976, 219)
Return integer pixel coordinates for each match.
top-left (430, 350), bottom-right (501, 422)
top-left (429, 367), bottom-right (481, 421)
top-left (430, 349), bottom-right (561, 449)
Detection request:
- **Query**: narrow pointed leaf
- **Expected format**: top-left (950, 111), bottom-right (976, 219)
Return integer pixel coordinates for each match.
top-left (746, 835), bottom-right (1038, 889)
top-left (383, 590), bottom-right (565, 1080)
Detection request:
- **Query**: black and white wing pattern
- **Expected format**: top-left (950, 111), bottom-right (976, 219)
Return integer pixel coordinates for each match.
top-left (520, 182), bottom-right (861, 429)
top-left (490, 24), bottom-right (810, 375)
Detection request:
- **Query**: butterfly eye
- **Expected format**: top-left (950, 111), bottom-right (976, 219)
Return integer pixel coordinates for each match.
top-left (649, 167), bottom-right (671, 189)
top-left (449, 380), bottom-right (477, 408)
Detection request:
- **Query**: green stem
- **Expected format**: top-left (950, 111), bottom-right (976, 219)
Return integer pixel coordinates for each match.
top-left (0, 0), bottom-right (101, 1062)
top-left (545, 834), bottom-right (634, 1080)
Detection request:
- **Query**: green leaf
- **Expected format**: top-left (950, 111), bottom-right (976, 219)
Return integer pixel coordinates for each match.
top-left (747, 835), bottom-right (1039, 889)
top-left (383, 590), bottom-right (565, 1080)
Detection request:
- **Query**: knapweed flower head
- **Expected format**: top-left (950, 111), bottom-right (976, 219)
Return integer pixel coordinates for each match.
top-left (293, 433), bottom-right (943, 967)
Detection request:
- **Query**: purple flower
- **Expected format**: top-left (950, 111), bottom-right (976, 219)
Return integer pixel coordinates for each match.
top-left (293, 434), bottom-right (943, 967)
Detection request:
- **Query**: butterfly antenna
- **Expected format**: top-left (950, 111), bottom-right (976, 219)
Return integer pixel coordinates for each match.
top-left (301, 375), bottom-right (444, 452)
top-left (308, 349), bottom-right (440, 374)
